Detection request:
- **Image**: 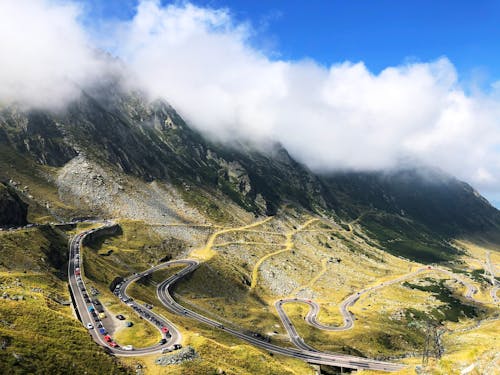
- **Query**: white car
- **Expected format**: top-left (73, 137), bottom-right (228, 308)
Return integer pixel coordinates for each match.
top-left (122, 345), bottom-right (134, 351)
top-left (86, 323), bottom-right (94, 329)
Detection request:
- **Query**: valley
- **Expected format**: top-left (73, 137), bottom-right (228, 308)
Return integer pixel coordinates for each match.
top-left (0, 82), bottom-right (499, 375)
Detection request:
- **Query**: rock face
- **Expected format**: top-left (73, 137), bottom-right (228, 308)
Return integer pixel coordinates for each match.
top-left (0, 182), bottom-right (27, 227)
top-left (1, 75), bottom-right (500, 260)
top-left (154, 346), bottom-right (198, 366)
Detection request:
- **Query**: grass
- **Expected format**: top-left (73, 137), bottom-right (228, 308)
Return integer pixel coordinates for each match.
top-left (189, 216), bottom-right (273, 261)
top-left (82, 220), bottom-right (188, 285)
top-left (120, 334), bottom-right (315, 375)
top-left (0, 228), bottom-right (129, 374)
top-left (0, 146), bottom-right (90, 223)
top-left (113, 322), bottom-right (160, 349)
top-left (2, 210), bottom-right (496, 375)
top-left (360, 213), bottom-right (462, 263)
top-left (81, 220), bottom-right (313, 373)
top-left (0, 226), bottom-right (68, 277)
top-left (402, 278), bottom-right (480, 323)
top-left (125, 268), bottom-right (312, 374)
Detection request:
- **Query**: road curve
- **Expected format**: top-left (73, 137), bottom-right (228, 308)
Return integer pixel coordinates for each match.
top-left (485, 251), bottom-right (500, 304)
top-left (155, 260), bottom-right (404, 372)
top-left (68, 223), bottom-right (177, 356)
top-left (69, 223), bottom-right (403, 370)
top-left (275, 266), bottom-right (481, 350)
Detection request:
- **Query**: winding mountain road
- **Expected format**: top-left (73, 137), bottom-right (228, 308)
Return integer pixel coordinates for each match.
top-left (275, 266), bottom-right (481, 344)
top-left (485, 251), bottom-right (499, 304)
top-left (68, 223), bottom-right (177, 356)
top-left (155, 260), bottom-right (403, 372)
top-left (68, 222), bottom-right (487, 372)
top-left (69, 225), bottom-right (402, 371)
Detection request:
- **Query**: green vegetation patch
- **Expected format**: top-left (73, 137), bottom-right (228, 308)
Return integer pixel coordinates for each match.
top-left (82, 221), bottom-right (187, 285)
top-left (0, 295), bottom-right (129, 375)
top-left (0, 226), bottom-right (68, 278)
top-left (0, 227), bottom-right (129, 375)
top-left (403, 278), bottom-right (479, 323)
top-left (360, 213), bottom-right (462, 263)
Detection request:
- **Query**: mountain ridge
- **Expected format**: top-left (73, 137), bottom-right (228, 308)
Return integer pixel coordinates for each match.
top-left (0, 79), bottom-right (499, 261)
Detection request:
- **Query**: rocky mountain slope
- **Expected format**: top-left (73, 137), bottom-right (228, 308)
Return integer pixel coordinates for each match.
top-left (1, 77), bottom-right (499, 375)
top-left (0, 78), bottom-right (499, 259)
top-left (0, 181), bottom-right (27, 227)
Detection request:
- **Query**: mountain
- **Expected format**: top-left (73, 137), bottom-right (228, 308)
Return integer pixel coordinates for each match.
top-left (0, 181), bottom-right (27, 227)
top-left (1, 76), bottom-right (499, 375)
top-left (1, 79), bottom-right (498, 261)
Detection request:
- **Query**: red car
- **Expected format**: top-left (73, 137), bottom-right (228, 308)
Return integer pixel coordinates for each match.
top-left (104, 335), bottom-right (112, 342)
top-left (161, 326), bottom-right (169, 334)
top-left (109, 341), bottom-right (118, 348)
top-left (75, 269), bottom-right (81, 276)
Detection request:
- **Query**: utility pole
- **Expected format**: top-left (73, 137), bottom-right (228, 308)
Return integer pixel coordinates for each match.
top-left (422, 322), bottom-right (432, 367)
top-left (422, 321), bottom-right (443, 368)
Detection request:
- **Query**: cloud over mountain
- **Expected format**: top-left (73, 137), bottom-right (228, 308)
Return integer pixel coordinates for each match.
top-left (0, 0), bottom-right (114, 109)
top-left (1, 0), bottom-right (500, 199)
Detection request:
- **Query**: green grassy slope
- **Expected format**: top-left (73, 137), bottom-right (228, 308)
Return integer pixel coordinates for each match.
top-left (0, 227), bottom-right (130, 374)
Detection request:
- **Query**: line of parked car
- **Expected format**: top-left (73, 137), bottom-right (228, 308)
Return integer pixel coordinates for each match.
top-left (76, 249), bottom-right (182, 353)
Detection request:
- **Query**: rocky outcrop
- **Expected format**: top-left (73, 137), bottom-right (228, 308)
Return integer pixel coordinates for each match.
top-left (0, 182), bottom-right (27, 227)
top-left (154, 346), bottom-right (198, 366)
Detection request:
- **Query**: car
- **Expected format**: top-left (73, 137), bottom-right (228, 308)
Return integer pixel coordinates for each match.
top-left (173, 344), bottom-right (182, 350)
top-left (108, 341), bottom-right (118, 348)
top-left (86, 323), bottom-right (94, 329)
top-left (161, 346), bottom-right (173, 353)
top-left (94, 317), bottom-right (100, 322)
top-left (159, 338), bottom-right (167, 345)
top-left (99, 328), bottom-right (107, 335)
top-left (161, 326), bottom-right (169, 334)
top-left (93, 299), bottom-right (101, 305)
top-left (145, 303), bottom-right (153, 309)
top-left (75, 270), bottom-right (81, 276)
top-left (88, 306), bottom-right (95, 312)
top-left (104, 335), bottom-right (112, 342)
top-left (125, 321), bottom-right (133, 327)
top-left (122, 345), bottom-right (134, 351)
top-left (116, 314), bottom-right (125, 320)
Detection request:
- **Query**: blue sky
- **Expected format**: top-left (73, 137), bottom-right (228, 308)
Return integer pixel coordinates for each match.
top-left (84, 0), bottom-right (500, 86)
top-left (79, 1), bottom-right (500, 207)
top-left (5, 0), bottom-right (498, 207)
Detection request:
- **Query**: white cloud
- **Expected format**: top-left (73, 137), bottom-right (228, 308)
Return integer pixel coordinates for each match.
top-left (111, 1), bottom-right (500, 196)
top-left (0, 0), bottom-right (107, 109)
top-left (1, 0), bottom-right (500, 200)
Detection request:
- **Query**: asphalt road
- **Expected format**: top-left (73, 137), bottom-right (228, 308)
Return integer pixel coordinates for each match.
top-left (484, 251), bottom-right (499, 304)
top-left (154, 260), bottom-right (404, 372)
top-left (68, 223), bottom-right (176, 356)
top-left (275, 266), bottom-right (481, 343)
top-left (68, 223), bottom-right (484, 372)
